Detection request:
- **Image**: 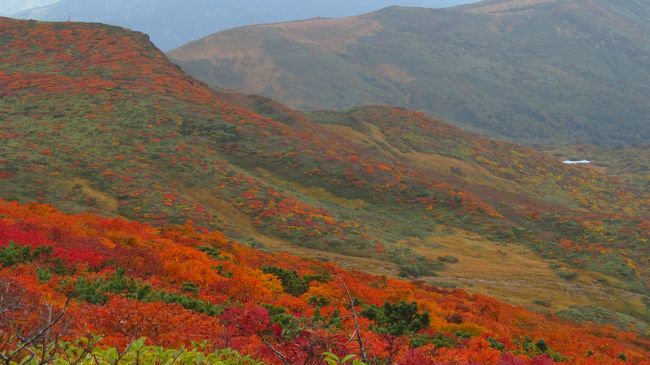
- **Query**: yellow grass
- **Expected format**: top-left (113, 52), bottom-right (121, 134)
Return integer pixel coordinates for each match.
top-left (66, 178), bottom-right (119, 213)
top-left (187, 186), bottom-right (643, 319)
top-left (399, 226), bottom-right (646, 314)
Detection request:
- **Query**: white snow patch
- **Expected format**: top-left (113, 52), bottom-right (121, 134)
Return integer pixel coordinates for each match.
top-left (563, 160), bottom-right (591, 165)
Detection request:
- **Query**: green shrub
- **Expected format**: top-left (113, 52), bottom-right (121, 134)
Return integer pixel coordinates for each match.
top-left (411, 333), bottom-right (456, 348)
top-left (67, 269), bottom-right (223, 315)
top-left (0, 242), bottom-right (52, 267)
top-left (36, 267), bottom-right (52, 283)
top-left (262, 266), bottom-right (328, 296)
top-left (263, 266), bottom-right (308, 296)
top-left (488, 337), bottom-right (506, 351)
top-left (361, 301), bottom-right (429, 337)
top-left (322, 352), bottom-right (366, 365)
top-left (514, 336), bottom-right (566, 362)
top-left (6, 337), bottom-right (263, 365)
top-left (198, 246), bottom-right (222, 260)
top-left (182, 282), bottom-right (199, 295)
top-left (388, 247), bottom-right (443, 278)
top-left (557, 305), bottom-right (647, 332)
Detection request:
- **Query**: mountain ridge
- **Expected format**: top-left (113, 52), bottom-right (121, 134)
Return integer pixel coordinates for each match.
top-left (14, 0), bottom-right (477, 50)
top-left (170, 0), bottom-right (650, 147)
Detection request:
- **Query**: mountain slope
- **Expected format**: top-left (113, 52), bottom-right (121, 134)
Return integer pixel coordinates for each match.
top-left (14, 0), bottom-right (475, 50)
top-left (3, 199), bottom-right (650, 364)
top-left (1, 17), bottom-right (649, 329)
top-left (546, 144), bottom-right (650, 191)
top-left (170, 0), bottom-right (650, 147)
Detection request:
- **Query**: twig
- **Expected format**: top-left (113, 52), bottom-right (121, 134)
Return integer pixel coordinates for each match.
top-left (335, 274), bottom-right (368, 362)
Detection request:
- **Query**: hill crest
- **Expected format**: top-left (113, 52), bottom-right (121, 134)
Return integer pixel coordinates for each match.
top-left (169, 0), bottom-right (650, 146)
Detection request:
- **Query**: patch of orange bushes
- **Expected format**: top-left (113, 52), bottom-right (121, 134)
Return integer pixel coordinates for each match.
top-left (0, 199), bottom-right (648, 364)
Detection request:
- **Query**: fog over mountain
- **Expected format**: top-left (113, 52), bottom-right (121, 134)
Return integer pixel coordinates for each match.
top-left (14, 0), bottom-right (476, 50)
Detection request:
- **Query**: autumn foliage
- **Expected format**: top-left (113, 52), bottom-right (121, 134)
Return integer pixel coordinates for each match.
top-left (1, 16), bottom-right (650, 365)
top-left (1, 16), bottom-right (648, 290)
top-left (0, 199), bottom-right (649, 364)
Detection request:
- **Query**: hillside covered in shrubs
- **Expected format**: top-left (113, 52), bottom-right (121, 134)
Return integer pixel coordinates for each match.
top-left (1, 16), bottom-right (650, 364)
top-left (2, 199), bottom-right (650, 364)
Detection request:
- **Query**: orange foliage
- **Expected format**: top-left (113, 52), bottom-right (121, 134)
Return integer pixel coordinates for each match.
top-left (0, 198), bottom-right (649, 364)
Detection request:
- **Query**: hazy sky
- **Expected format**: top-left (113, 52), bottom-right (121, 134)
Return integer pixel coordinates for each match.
top-left (3, 0), bottom-right (478, 17)
top-left (0, 0), bottom-right (59, 15)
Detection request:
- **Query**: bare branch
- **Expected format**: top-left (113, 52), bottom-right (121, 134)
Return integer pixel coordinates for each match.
top-left (259, 335), bottom-right (290, 365)
top-left (0, 280), bottom-right (72, 365)
top-left (335, 274), bottom-right (368, 362)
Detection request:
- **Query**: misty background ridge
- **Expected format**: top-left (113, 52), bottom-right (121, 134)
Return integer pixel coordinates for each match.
top-left (7, 0), bottom-right (477, 50)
